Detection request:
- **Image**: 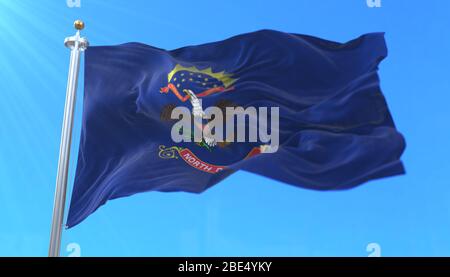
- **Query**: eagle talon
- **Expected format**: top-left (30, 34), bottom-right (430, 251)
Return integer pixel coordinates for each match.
top-left (204, 136), bottom-right (216, 147)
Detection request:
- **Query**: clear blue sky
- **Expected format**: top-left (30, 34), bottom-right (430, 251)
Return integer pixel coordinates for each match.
top-left (0, 0), bottom-right (449, 257)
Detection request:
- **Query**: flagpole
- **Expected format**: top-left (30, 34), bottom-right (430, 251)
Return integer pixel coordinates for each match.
top-left (49, 20), bottom-right (88, 257)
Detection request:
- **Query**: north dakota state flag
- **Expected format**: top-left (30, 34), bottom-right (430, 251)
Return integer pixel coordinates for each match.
top-left (66, 30), bottom-right (405, 227)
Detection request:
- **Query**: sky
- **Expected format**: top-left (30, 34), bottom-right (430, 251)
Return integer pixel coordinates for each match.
top-left (0, 0), bottom-right (449, 257)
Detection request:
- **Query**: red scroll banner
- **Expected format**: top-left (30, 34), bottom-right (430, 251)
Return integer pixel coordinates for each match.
top-left (158, 145), bottom-right (262, 174)
top-left (178, 148), bottom-right (225, 174)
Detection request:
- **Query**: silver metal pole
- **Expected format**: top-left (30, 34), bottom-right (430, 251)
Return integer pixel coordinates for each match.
top-left (49, 20), bottom-right (88, 257)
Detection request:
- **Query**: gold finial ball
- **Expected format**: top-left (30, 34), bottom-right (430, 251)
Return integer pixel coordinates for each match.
top-left (74, 20), bottom-right (85, 30)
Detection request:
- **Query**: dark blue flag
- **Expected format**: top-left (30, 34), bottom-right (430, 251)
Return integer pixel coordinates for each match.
top-left (66, 30), bottom-right (405, 228)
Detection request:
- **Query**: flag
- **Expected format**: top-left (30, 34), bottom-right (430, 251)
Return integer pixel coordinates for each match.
top-left (66, 30), bottom-right (405, 227)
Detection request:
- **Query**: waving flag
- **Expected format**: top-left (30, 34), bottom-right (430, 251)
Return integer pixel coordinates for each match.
top-left (66, 30), bottom-right (405, 227)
